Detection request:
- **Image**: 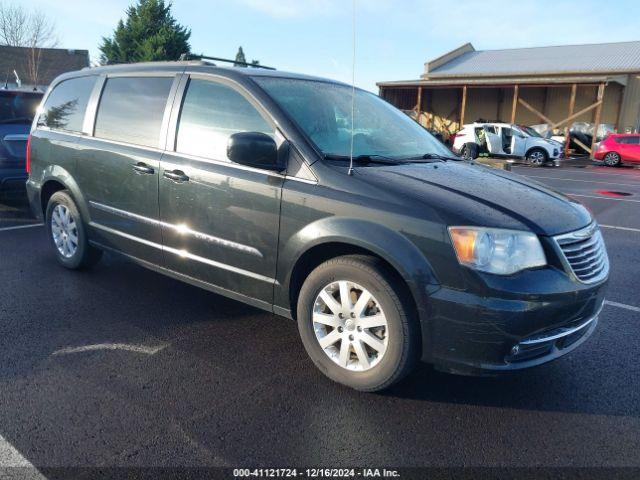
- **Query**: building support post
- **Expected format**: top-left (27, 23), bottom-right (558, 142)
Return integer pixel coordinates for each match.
top-left (589, 83), bottom-right (605, 157)
top-left (541, 87), bottom-right (549, 118)
top-left (615, 85), bottom-right (625, 132)
top-left (425, 89), bottom-right (432, 129)
top-left (510, 85), bottom-right (519, 124)
top-left (415, 86), bottom-right (423, 126)
top-left (460, 85), bottom-right (467, 127)
top-left (564, 84), bottom-right (577, 157)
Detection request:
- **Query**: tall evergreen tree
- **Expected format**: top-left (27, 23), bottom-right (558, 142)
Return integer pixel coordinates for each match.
top-left (234, 46), bottom-right (247, 67)
top-left (99, 0), bottom-right (190, 64)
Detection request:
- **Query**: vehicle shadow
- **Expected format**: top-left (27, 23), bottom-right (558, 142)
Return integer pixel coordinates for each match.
top-left (0, 188), bottom-right (36, 227)
top-left (383, 346), bottom-right (640, 418)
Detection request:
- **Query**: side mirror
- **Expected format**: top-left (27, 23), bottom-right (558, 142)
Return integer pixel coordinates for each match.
top-left (227, 132), bottom-right (284, 171)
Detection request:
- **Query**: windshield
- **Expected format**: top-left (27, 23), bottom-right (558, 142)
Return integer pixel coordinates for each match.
top-left (254, 77), bottom-right (452, 160)
top-left (0, 91), bottom-right (42, 124)
top-left (517, 125), bottom-right (543, 138)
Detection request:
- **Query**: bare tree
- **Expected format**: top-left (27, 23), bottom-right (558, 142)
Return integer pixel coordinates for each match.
top-left (0, 3), bottom-right (28, 46)
top-left (0, 3), bottom-right (58, 89)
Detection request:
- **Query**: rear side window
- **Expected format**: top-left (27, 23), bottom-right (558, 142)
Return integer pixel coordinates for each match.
top-left (37, 76), bottom-right (96, 132)
top-left (94, 77), bottom-right (173, 148)
top-left (615, 136), bottom-right (640, 144)
top-left (176, 79), bottom-right (273, 161)
top-left (0, 91), bottom-right (42, 125)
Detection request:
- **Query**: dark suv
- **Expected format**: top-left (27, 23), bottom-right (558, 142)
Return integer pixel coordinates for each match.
top-left (26, 61), bottom-right (609, 391)
top-left (0, 89), bottom-right (43, 193)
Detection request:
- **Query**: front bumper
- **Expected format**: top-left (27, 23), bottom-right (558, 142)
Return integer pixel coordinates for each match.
top-left (421, 266), bottom-right (608, 375)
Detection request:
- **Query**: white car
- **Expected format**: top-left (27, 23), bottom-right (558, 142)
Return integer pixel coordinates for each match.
top-left (452, 123), bottom-right (561, 166)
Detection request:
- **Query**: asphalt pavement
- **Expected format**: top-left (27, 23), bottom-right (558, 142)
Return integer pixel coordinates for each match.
top-left (0, 161), bottom-right (639, 476)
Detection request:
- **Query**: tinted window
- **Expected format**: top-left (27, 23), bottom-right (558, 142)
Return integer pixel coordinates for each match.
top-left (0, 91), bottom-right (42, 125)
top-left (615, 136), bottom-right (640, 144)
top-left (37, 76), bottom-right (96, 132)
top-left (95, 77), bottom-right (173, 148)
top-left (176, 79), bottom-right (272, 161)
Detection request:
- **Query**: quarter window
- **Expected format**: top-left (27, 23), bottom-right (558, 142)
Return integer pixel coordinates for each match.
top-left (176, 79), bottom-right (273, 161)
top-left (94, 77), bottom-right (173, 148)
top-left (37, 76), bottom-right (97, 132)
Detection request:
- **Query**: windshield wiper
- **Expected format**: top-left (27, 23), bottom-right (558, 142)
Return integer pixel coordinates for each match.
top-left (401, 153), bottom-right (463, 163)
top-left (323, 154), bottom-right (400, 165)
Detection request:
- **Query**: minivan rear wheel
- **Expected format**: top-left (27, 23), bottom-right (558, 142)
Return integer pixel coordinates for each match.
top-left (46, 191), bottom-right (102, 269)
top-left (296, 255), bottom-right (418, 392)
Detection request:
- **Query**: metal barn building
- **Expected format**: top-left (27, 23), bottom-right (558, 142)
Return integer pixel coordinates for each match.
top-left (377, 41), bottom-right (640, 154)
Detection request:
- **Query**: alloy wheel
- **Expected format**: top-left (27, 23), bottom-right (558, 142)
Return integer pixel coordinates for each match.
top-left (604, 153), bottom-right (620, 166)
top-left (528, 151), bottom-right (545, 166)
top-left (312, 280), bottom-right (389, 371)
top-left (51, 204), bottom-right (79, 258)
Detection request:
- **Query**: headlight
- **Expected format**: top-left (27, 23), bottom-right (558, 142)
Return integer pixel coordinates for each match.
top-left (448, 227), bottom-right (546, 275)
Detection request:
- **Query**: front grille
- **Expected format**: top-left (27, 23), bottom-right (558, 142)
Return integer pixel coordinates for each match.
top-left (554, 224), bottom-right (609, 283)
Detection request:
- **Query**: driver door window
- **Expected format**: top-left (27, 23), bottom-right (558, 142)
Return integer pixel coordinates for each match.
top-left (176, 79), bottom-right (274, 161)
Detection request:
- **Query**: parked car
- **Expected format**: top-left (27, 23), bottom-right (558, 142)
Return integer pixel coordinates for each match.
top-left (453, 122), bottom-right (561, 166)
top-left (594, 133), bottom-right (640, 166)
top-left (0, 89), bottom-right (43, 194)
top-left (27, 62), bottom-right (608, 391)
top-left (531, 123), bottom-right (616, 155)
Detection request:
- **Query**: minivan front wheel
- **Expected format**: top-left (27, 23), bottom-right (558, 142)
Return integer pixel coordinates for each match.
top-left (297, 255), bottom-right (418, 391)
top-left (46, 191), bottom-right (102, 269)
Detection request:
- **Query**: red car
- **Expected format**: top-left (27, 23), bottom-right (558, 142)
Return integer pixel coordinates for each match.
top-left (594, 133), bottom-right (640, 166)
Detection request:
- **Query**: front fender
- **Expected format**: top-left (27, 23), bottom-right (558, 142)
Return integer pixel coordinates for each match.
top-left (276, 217), bottom-right (440, 319)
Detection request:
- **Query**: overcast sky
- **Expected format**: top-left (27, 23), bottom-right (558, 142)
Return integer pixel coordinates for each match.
top-left (26, 0), bottom-right (640, 91)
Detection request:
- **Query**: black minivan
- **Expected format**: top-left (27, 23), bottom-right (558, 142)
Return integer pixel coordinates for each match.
top-left (26, 61), bottom-right (609, 391)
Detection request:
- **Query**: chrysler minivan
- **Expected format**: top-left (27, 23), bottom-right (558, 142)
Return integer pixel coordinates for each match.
top-left (26, 61), bottom-right (609, 391)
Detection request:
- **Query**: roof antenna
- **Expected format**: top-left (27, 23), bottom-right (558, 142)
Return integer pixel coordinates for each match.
top-left (347, 0), bottom-right (356, 176)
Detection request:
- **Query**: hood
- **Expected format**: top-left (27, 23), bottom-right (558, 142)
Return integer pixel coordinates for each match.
top-left (357, 161), bottom-right (592, 236)
top-left (545, 138), bottom-right (563, 148)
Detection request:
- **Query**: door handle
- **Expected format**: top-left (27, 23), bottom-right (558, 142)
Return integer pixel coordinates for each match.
top-left (163, 170), bottom-right (189, 183)
top-left (132, 162), bottom-right (155, 175)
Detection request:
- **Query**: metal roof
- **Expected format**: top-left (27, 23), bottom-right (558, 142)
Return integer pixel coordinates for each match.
top-left (428, 41), bottom-right (640, 78)
top-left (377, 75), bottom-right (624, 88)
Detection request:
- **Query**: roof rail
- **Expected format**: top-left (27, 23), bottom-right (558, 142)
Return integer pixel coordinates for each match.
top-left (179, 53), bottom-right (276, 70)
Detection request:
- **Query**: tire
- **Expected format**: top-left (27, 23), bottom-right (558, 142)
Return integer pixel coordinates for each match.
top-left (45, 190), bottom-right (102, 269)
top-left (460, 143), bottom-right (478, 160)
top-left (603, 152), bottom-right (621, 167)
top-left (526, 148), bottom-right (547, 167)
top-left (296, 255), bottom-right (419, 392)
